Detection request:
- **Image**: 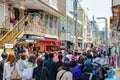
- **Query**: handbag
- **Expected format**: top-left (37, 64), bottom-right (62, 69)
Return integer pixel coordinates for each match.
top-left (10, 65), bottom-right (21, 80)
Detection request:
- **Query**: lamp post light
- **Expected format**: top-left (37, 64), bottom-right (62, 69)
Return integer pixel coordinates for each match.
top-left (97, 17), bottom-right (108, 49)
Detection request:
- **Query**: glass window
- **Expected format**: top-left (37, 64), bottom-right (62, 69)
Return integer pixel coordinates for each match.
top-left (45, 14), bottom-right (48, 27)
top-left (49, 16), bottom-right (53, 28)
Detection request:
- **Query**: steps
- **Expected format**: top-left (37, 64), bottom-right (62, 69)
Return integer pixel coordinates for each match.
top-left (0, 17), bottom-right (25, 48)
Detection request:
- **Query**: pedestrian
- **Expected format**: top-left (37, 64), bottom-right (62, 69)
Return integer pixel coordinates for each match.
top-left (72, 55), bottom-right (84, 80)
top-left (17, 53), bottom-right (27, 78)
top-left (56, 54), bottom-right (64, 70)
top-left (56, 66), bottom-right (72, 80)
top-left (92, 57), bottom-right (105, 80)
top-left (22, 55), bottom-right (36, 80)
top-left (84, 54), bottom-right (93, 72)
top-left (44, 53), bottom-right (56, 80)
top-left (79, 65), bottom-right (96, 80)
top-left (3, 54), bottom-right (20, 80)
top-left (55, 54), bottom-right (64, 76)
top-left (70, 55), bottom-right (77, 71)
top-left (0, 53), bottom-right (7, 80)
top-left (32, 58), bottom-right (48, 80)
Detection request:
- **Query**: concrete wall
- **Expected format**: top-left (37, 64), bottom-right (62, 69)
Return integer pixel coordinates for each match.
top-left (0, 3), bottom-right (9, 25)
top-left (57, 0), bottom-right (66, 16)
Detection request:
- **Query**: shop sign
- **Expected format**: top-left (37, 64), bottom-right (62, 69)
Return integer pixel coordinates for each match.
top-left (60, 26), bottom-right (66, 32)
top-left (50, 46), bottom-right (59, 50)
top-left (26, 40), bottom-right (34, 43)
top-left (5, 44), bottom-right (13, 48)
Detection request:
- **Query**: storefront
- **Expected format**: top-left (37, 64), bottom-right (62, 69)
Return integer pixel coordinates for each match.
top-left (38, 39), bottom-right (61, 52)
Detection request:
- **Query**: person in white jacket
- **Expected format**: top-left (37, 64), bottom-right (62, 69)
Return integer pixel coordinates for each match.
top-left (3, 54), bottom-right (20, 80)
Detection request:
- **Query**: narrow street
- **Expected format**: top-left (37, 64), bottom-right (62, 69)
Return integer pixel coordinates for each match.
top-left (0, 0), bottom-right (120, 80)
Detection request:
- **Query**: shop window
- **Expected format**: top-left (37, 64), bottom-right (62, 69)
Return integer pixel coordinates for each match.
top-left (49, 16), bottom-right (53, 28)
top-left (45, 15), bottom-right (49, 27)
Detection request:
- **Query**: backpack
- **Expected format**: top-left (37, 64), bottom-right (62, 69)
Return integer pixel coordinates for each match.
top-left (101, 66), bottom-right (107, 79)
top-left (22, 67), bottom-right (33, 80)
top-left (10, 66), bottom-right (21, 80)
top-left (72, 64), bottom-right (83, 80)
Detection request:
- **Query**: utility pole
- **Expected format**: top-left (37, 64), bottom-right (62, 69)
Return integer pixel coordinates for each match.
top-left (73, 0), bottom-right (78, 50)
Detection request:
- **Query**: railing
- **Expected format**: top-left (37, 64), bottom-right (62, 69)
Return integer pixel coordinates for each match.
top-left (2, 16), bottom-right (10, 30)
top-left (11, 17), bottom-right (25, 37)
top-left (0, 17), bottom-right (25, 48)
top-left (0, 16), bottom-right (10, 36)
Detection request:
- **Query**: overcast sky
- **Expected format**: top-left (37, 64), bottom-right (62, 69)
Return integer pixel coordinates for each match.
top-left (81, 0), bottom-right (112, 30)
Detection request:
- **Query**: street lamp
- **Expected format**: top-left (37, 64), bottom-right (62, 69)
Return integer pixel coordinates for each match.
top-left (97, 17), bottom-right (108, 49)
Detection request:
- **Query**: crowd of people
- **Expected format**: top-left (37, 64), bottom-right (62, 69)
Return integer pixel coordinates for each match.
top-left (0, 48), bottom-right (114, 80)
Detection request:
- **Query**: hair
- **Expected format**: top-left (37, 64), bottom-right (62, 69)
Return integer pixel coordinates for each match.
top-left (58, 54), bottom-right (63, 60)
top-left (28, 55), bottom-right (36, 65)
top-left (20, 53), bottom-right (27, 60)
top-left (87, 54), bottom-right (93, 59)
top-left (6, 54), bottom-right (16, 67)
top-left (48, 53), bottom-right (54, 59)
top-left (37, 58), bottom-right (44, 66)
top-left (78, 55), bottom-right (84, 63)
top-left (44, 53), bottom-right (49, 60)
top-left (1, 53), bottom-right (7, 59)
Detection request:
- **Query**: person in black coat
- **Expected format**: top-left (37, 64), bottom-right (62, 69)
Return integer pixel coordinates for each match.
top-left (0, 53), bottom-right (7, 80)
top-left (56, 54), bottom-right (63, 70)
top-left (79, 65), bottom-right (96, 80)
top-left (44, 53), bottom-right (56, 80)
top-left (32, 58), bottom-right (48, 80)
top-left (55, 54), bottom-right (63, 76)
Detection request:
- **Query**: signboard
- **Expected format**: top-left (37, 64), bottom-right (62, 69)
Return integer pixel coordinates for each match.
top-left (5, 44), bottom-right (13, 48)
top-left (60, 26), bottom-right (66, 32)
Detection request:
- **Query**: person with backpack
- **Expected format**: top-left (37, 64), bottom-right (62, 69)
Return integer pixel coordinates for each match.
top-left (93, 57), bottom-right (105, 80)
top-left (22, 55), bottom-right (36, 80)
top-left (3, 54), bottom-right (21, 80)
top-left (72, 55), bottom-right (84, 80)
top-left (84, 54), bottom-right (93, 72)
top-left (70, 55), bottom-right (77, 71)
top-left (0, 53), bottom-right (7, 80)
top-left (32, 58), bottom-right (48, 80)
top-left (44, 53), bottom-right (56, 80)
top-left (79, 65), bottom-right (96, 80)
top-left (56, 66), bottom-right (72, 80)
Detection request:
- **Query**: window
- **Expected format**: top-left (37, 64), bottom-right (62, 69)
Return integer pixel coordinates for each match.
top-left (45, 14), bottom-right (48, 27)
top-left (49, 16), bottom-right (53, 28)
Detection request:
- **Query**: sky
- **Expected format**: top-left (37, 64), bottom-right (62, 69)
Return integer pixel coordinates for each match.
top-left (80, 0), bottom-right (112, 31)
